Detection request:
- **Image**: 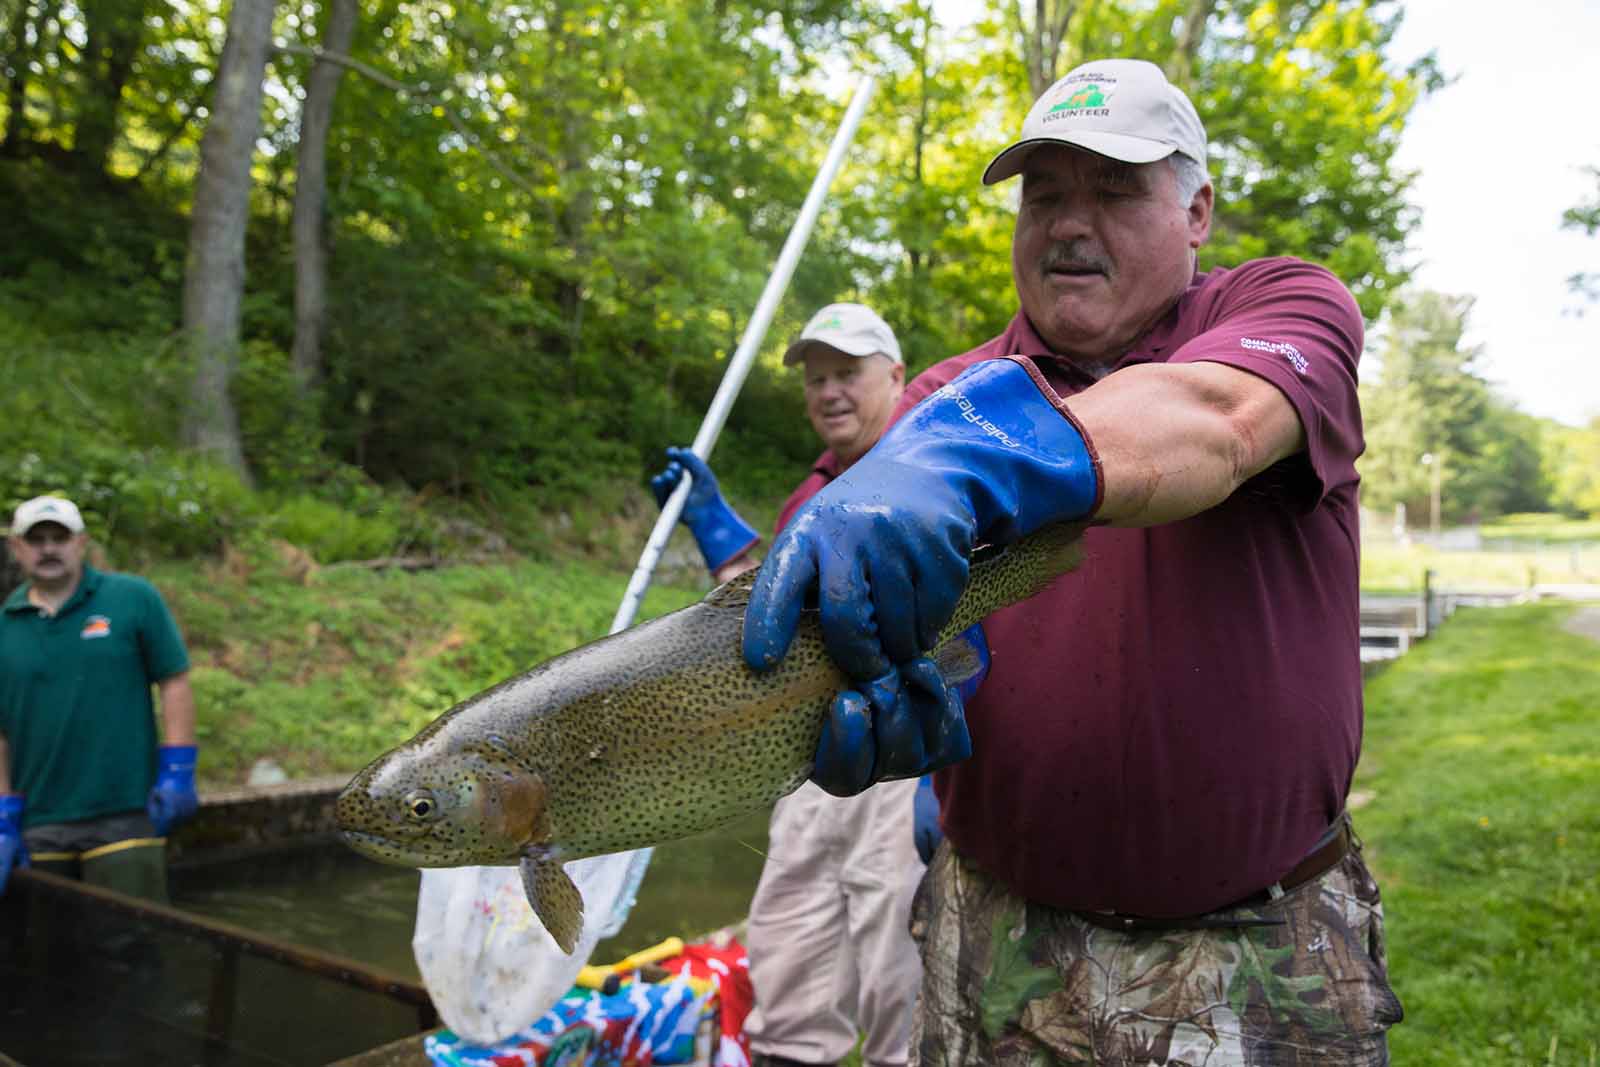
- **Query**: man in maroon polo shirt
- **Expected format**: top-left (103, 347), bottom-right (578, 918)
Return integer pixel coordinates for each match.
top-left (738, 59), bottom-right (1402, 1064)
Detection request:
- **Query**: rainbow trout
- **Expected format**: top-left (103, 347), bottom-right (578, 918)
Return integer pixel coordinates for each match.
top-left (336, 522), bottom-right (1082, 952)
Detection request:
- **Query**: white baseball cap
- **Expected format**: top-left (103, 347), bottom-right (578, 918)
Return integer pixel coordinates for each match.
top-left (11, 495), bottom-right (86, 536)
top-left (982, 58), bottom-right (1208, 185)
top-left (782, 303), bottom-right (903, 366)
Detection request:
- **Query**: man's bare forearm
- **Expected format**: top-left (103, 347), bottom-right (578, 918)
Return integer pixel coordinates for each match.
top-left (158, 673), bottom-right (198, 746)
top-left (1067, 361), bottom-right (1306, 528)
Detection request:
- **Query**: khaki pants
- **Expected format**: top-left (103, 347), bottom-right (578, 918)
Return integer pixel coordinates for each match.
top-left (745, 779), bottom-right (926, 1067)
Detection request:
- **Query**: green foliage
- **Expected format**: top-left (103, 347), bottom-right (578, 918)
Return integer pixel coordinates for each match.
top-left (0, 159), bottom-right (188, 335)
top-left (1, 442), bottom-right (252, 561)
top-left (232, 340), bottom-right (328, 488)
top-left (825, 5), bottom-right (1021, 370)
top-left (1560, 164), bottom-right (1600, 304)
top-left (256, 495), bottom-right (401, 564)
top-left (1359, 290), bottom-right (1562, 526)
top-left (1189, 1), bottom-right (1440, 319)
top-left (281, 0), bottom-right (857, 503)
top-left (1357, 603), bottom-right (1600, 1063)
top-left (1542, 419), bottom-right (1600, 519)
top-left (0, 0), bottom-right (1493, 551)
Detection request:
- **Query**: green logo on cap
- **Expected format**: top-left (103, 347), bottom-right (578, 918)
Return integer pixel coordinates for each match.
top-left (818, 315), bottom-right (844, 330)
top-left (1050, 84), bottom-right (1107, 112)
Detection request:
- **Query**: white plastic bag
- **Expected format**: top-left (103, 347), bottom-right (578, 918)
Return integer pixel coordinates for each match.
top-left (412, 848), bottom-right (652, 1044)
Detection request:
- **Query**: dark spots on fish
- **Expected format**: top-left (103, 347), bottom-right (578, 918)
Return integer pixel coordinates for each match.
top-left (339, 525), bottom-right (1081, 874)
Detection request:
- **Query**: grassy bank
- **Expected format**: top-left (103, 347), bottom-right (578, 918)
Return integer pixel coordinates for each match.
top-left (1356, 602), bottom-right (1599, 1064)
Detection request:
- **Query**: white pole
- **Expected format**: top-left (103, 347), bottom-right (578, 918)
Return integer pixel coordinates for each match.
top-left (609, 73), bottom-right (877, 634)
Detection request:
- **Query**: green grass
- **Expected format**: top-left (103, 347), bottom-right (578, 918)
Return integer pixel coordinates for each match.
top-left (1356, 602), bottom-right (1600, 1064)
top-left (1362, 541), bottom-right (1600, 593)
top-left (1360, 514), bottom-right (1600, 593)
top-left (1480, 514), bottom-right (1600, 545)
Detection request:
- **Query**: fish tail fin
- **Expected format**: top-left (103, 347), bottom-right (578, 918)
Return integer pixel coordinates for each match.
top-left (520, 852), bottom-right (585, 954)
top-left (937, 521), bottom-right (1087, 641)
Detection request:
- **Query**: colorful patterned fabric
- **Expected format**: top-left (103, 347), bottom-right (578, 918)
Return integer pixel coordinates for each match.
top-left (909, 845), bottom-right (1403, 1065)
top-left (425, 939), bottom-right (752, 1067)
top-left (661, 940), bottom-right (754, 1067)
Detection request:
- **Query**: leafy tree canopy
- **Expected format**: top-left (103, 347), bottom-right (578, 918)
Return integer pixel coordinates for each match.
top-left (10, 0), bottom-right (1587, 562)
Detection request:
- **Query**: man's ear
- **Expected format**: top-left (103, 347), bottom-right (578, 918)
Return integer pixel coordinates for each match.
top-left (1188, 181), bottom-right (1214, 248)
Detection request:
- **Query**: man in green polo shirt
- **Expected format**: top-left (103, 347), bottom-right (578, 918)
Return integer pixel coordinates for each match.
top-left (0, 495), bottom-right (200, 901)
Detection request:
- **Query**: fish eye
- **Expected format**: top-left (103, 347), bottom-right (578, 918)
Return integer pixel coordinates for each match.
top-left (403, 789), bottom-right (440, 821)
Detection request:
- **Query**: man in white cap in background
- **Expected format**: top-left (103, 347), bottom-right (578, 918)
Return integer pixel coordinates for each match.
top-left (651, 302), bottom-right (908, 584)
top-left (0, 495), bottom-right (200, 902)
top-left (652, 303), bottom-right (972, 1067)
top-left (736, 60), bottom-right (1402, 1063)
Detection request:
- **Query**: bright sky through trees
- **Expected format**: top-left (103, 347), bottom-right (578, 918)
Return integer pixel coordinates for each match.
top-left (1386, 0), bottom-right (1595, 427)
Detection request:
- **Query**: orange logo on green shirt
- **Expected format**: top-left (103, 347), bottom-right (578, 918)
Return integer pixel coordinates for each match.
top-left (81, 615), bottom-right (111, 639)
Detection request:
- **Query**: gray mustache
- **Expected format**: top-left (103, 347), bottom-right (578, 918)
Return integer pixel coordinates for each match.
top-left (1040, 243), bottom-right (1110, 276)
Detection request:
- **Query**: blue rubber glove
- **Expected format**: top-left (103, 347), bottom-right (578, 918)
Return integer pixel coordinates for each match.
top-left (913, 776), bottom-right (943, 864)
top-left (651, 446), bottom-right (761, 573)
top-left (0, 794), bottom-right (29, 895)
top-left (744, 357), bottom-right (1099, 795)
top-left (147, 744), bottom-right (199, 836)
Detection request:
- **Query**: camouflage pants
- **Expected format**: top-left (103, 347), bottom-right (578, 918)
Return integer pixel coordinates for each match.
top-left (908, 842), bottom-right (1403, 1066)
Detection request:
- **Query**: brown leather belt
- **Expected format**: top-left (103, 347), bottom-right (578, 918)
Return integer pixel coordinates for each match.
top-left (1074, 817), bottom-right (1354, 933)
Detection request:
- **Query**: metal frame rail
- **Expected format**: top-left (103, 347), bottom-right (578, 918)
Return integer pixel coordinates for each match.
top-left (10, 868), bottom-right (437, 1042)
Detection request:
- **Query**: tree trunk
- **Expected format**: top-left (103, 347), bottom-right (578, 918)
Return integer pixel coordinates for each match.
top-left (1012, 0), bottom-right (1081, 99)
top-left (73, 0), bottom-right (146, 174)
top-left (181, 0), bottom-right (276, 476)
top-left (1164, 0), bottom-right (1216, 90)
top-left (290, 0), bottom-right (358, 393)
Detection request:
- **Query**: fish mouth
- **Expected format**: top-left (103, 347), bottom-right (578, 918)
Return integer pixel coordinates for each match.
top-left (339, 828), bottom-right (439, 866)
top-left (339, 827), bottom-right (504, 869)
top-left (339, 828), bottom-right (400, 859)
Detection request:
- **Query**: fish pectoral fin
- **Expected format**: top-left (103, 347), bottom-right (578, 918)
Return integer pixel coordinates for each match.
top-left (519, 852), bottom-right (584, 955)
top-left (931, 630), bottom-right (985, 689)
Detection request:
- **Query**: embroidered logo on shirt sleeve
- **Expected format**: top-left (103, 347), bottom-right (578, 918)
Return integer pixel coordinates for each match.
top-left (1240, 336), bottom-right (1308, 374)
